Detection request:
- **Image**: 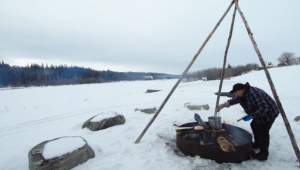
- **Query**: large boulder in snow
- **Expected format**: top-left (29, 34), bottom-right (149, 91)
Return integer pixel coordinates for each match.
top-left (28, 136), bottom-right (95, 170)
top-left (135, 107), bottom-right (157, 114)
top-left (82, 111), bottom-right (126, 131)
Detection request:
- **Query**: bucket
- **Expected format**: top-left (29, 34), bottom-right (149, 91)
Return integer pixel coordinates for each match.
top-left (208, 116), bottom-right (222, 130)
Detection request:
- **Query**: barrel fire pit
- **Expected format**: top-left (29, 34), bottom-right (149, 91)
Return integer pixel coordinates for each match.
top-left (176, 122), bottom-right (252, 163)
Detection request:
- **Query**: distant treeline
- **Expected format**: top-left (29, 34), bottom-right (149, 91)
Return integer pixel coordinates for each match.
top-left (0, 61), bottom-right (179, 87)
top-left (185, 63), bottom-right (259, 82)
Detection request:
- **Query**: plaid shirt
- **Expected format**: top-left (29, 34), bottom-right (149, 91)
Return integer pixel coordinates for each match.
top-left (228, 86), bottom-right (279, 124)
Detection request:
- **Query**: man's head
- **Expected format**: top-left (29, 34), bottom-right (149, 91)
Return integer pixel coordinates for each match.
top-left (230, 83), bottom-right (246, 97)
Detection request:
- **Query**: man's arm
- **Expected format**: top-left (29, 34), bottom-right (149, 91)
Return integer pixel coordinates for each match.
top-left (228, 95), bottom-right (240, 106)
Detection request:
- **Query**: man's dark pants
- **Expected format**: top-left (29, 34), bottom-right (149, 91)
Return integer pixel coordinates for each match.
top-left (250, 119), bottom-right (275, 156)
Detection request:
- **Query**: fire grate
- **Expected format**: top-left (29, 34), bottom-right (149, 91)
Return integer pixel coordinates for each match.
top-left (176, 122), bottom-right (252, 163)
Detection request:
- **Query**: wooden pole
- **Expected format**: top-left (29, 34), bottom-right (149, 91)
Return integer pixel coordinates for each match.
top-left (215, 3), bottom-right (238, 116)
top-left (134, 1), bottom-right (235, 144)
top-left (234, 0), bottom-right (300, 165)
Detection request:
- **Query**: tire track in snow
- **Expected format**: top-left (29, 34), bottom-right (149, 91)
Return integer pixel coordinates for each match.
top-left (0, 102), bottom-right (152, 138)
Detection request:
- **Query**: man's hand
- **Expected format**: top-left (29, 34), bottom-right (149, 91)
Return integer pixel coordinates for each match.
top-left (216, 101), bottom-right (230, 112)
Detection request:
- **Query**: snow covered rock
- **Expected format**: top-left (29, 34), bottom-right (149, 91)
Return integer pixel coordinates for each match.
top-left (28, 136), bottom-right (95, 170)
top-left (135, 107), bottom-right (157, 114)
top-left (82, 111), bottom-right (126, 131)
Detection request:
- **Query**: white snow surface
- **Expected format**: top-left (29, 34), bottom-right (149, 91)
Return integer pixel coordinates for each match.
top-left (0, 65), bottom-right (300, 170)
top-left (42, 136), bottom-right (86, 159)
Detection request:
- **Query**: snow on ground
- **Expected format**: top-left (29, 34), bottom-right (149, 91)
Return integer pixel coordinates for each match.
top-left (0, 65), bottom-right (299, 170)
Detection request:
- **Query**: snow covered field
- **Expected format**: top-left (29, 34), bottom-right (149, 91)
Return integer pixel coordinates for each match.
top-left (0, 65), bottom-right (299, 170)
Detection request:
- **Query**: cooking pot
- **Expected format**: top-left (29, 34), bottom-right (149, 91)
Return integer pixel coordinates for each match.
top-left (208, 116), bottom-right (222, 130)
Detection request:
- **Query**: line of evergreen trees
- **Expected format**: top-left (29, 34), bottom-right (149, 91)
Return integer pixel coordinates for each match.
top-left (0, 61), bottom-right (178, 87)
top-left (0, 60), bottom-right (262, 87)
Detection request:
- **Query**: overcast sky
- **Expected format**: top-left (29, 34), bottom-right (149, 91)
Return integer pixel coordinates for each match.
top-left (0, 0), bottom-right (299, 74)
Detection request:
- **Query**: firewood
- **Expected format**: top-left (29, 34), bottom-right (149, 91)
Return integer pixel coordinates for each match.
top-left (217, 136), bottom-right (236, 152)
top-left (202, 129), bottom-right (225, 133)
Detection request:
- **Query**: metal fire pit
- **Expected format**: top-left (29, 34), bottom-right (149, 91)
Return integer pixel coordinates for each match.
top-left (176, 122), bottom-right (252, 163)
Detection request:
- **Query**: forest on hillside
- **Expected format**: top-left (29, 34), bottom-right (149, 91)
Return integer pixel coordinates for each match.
top-left (0, 61), bottom-right (178, 87)
top-left (1, 60), bottom-right (292, 88)
top-left (185, 63), bottom-right (260, 82)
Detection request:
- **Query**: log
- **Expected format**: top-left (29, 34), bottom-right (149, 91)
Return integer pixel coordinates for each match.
top-left (214, 92), bottom-right (236, 98)
top-left (202, 129), bottom-right (225, 133)
top-left (146, 89), bottom-right (161, 93)
top-left (175, 125), bottom-right (204, 131)
top-left (214, 5), bottom-right (237, 116)
top-left (217, 136), bottom-right (236, 152)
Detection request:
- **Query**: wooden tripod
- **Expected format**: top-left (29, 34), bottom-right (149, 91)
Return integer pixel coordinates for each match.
top-left (135, 0), bottom-right (300, 165)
